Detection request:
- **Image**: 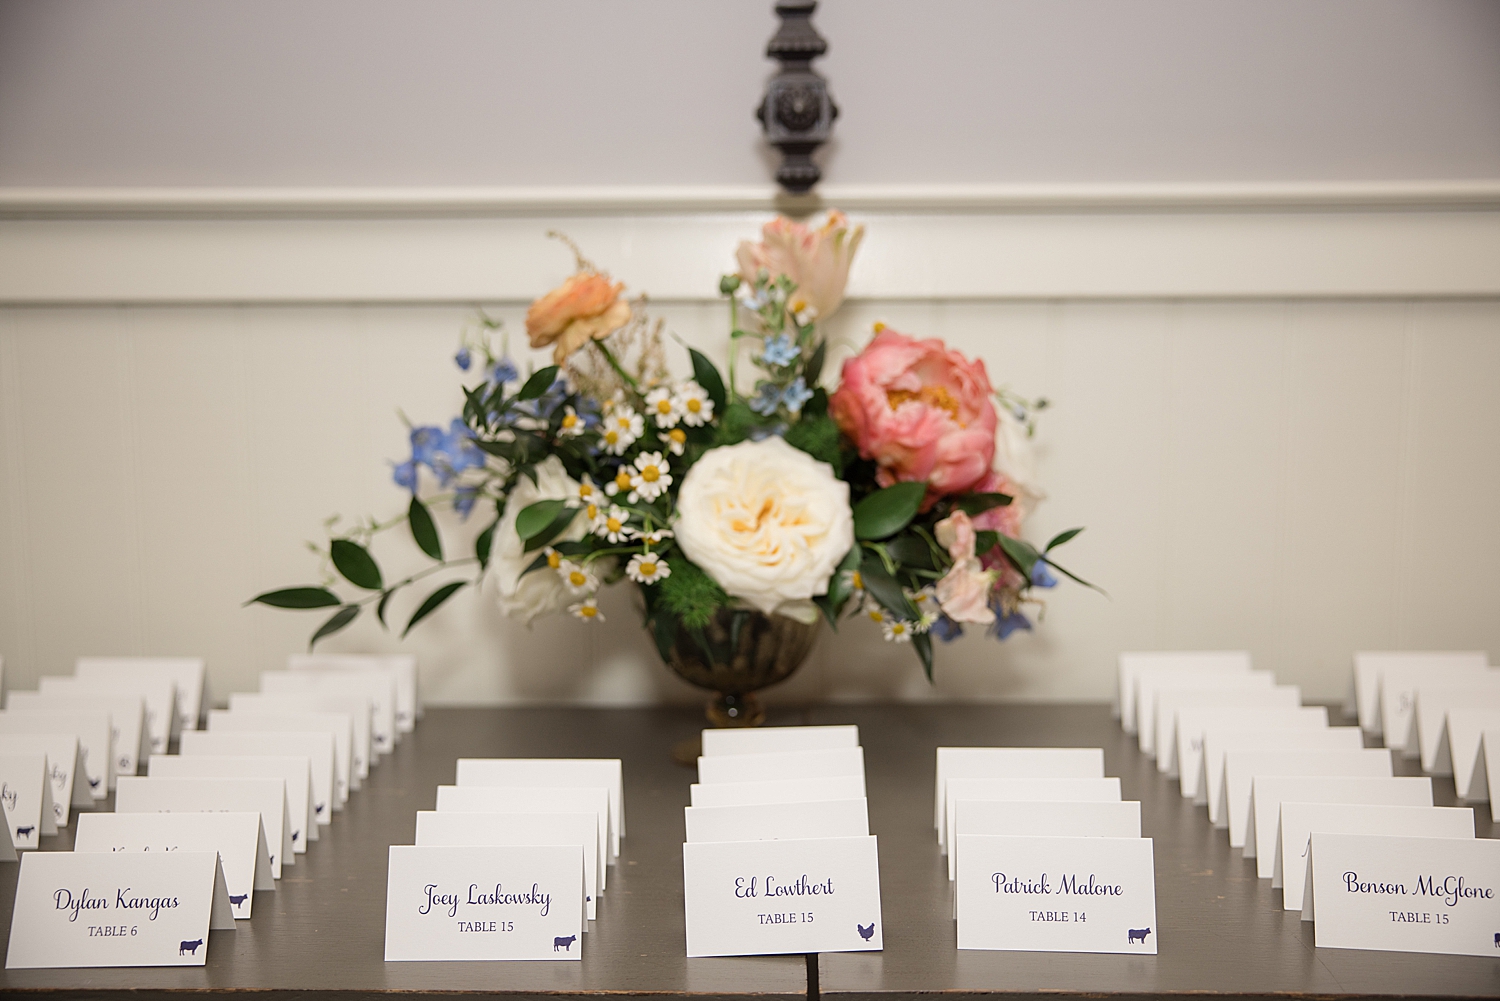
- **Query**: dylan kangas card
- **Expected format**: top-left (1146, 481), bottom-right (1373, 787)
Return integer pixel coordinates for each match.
top-left (682, 835), bottom-right (883, 958)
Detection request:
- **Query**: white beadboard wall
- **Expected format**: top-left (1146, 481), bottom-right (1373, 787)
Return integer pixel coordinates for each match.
top-left (1, 192), bottom-right (1498, 706)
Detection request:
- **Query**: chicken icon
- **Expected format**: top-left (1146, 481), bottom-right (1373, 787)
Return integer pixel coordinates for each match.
top-left (856, 922), bottom-right (875, 942)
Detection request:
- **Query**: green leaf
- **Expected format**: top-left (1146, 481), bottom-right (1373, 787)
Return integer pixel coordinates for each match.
top-left (515, 499), bottom-right (569, 541)
top-left (955, 492), bottom-right (1013, 517)
top-left (815, 547), bottom-right (863, 628)
top-left (689, 348), bottom-right (727, 411)
top-left (403, 581), bottom-right (467, 638)
top-left (853, 481), bottom-right (927, 540)
top-left (330, 540), bottom-right (383, 591)
top-left (995, 534), bottom-right (1040, 580)
top-left (1040, 556), bottom-right (1108, 596)
top-left (408, 496), bottom-right (442, 561)
top-left (885, 534), bottom-right (936, 571)
top-left (516, 365), bottom-right (559, 401)
top-left (523, 505), bottom-right (581, 553)
top-left (804, 340), bottom-right (827, 386)
top-left (248, 586), bottom-right (341, 609)
top-left (376, 589), bottom-right (395, 628)
top-left (913, 632), bottom-right (935, 683)
top-left (859, 553), bottom-right (918, 620)
top-left (309, 605), bottom-right (359, 649)
top-left (974, 530), bottom-right (1001, 556)
top-left (1045, 527), bottom-right (1085, 552)
top-left (475, 516), bottom-right (500, 570)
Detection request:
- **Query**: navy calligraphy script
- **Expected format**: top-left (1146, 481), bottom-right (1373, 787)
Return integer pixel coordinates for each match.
top-left (420, 882), bottom-right (552, 918)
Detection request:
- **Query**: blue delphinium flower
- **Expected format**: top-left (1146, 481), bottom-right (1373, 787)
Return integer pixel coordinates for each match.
top-left (454, 346), bottom-right (472, 371)
top-left (760, 333), bottom-right (800, 367)
top-left (1030, 558), bottom-right (1058, 588)
top-left (392, 459), bottom-right (418, 493)
top-left (781, 377), bottom-right (813, 414)
top-left (990, 609), bottom-right (1033, 640)
top-left (930, 614), bottom-right (964, 643)
top-left (749, 381), bottom-right (782, 416)
top-left (452, 486), bottom-right (478, 519)
top-left (444, 419), bottom-right (486, 473)
top-left (487, 357), bottom-right (518, 391)
top-left (409, 425), bottom-right (446, 466)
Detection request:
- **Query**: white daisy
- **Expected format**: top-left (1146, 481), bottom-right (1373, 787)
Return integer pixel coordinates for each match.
top-left (543, 547), bottom-right (563, 571)
top-left (600, 423), bottom-right (636, 456)
top-left (625, 552), bottom-right (671, 585)
top-left (576, 475), bottom-right (600, 505)
top-left (644, 387), bottom-right (682, 429)
top-left (629, 451), bottom-right (672, 502)
top-left (594, 505), bottom-right (637, 544)
top-left (604, 467), bottom-right (634, 497)
top-left (881, 618), bottom-right (914, 643)
top-left (641, 527), bottom-right (674, 545)
top-left (665, 427), bottom-right (687, 456)
top-left (611, 407), bottom-right (644, 437)
top-left (865, 606), bottom-right (886, 625)
top-left (558, 406), bottom-right (586, 438)
top-left (569, 599), bottom-right (604, 623)
top-left (675, 381), bottom-right (715, 427)
top-left (557, 560), bottom-right (597, 596)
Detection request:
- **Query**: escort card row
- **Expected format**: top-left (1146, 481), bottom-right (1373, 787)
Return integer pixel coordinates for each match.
top-left (3, 652), bottom-right (417, 969)
top-left (1117, 649), bottom-right (1500, 958)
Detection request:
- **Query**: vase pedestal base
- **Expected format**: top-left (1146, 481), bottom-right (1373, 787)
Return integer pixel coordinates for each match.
top-left (671, 692), bottom-right (767, 766)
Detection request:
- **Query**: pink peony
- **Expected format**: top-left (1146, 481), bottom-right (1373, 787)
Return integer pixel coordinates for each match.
top-left (736, 210), bottom-right (863, 319)
top-left (932, 511), bottom-right (997, 624)
top-left (829, 327), bottom-right (999, 501)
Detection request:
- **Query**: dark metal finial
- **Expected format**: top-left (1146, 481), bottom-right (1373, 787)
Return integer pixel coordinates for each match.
top-left (757, 1), bottom-right (838, 194)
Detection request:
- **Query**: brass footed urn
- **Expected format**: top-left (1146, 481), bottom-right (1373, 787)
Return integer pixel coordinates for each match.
top-left (664, 608), bottom-right (821, 727)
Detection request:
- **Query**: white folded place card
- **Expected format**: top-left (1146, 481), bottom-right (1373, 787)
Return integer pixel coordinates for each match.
top-left (264, 668), bottom-right (396, 756)
top-left (5, 849), bottom-right (234, 969)
top-left (0, 711), bottom-right (111, 800)
top-left (435, 785), bottom-right (609, 880)
top-left (697, 747), bottom-right (864, 786)
top-left (1410, 684), bottom-right (1500, 773)
top-left (290, 652), bottom-right (416, 734)
top-left (1377, 663), bottom-right (1494, 751)
top-left (148, 754), bottom-right (315, 850)
top-left (701, 724), bottom-right (859, 756)
top-left (1353, 650), bottom-right (1487, 737)
top-left (0, 752), bottom-right (57, 849)
top-left (1277, 804), bottom-right (1473, 910)
top-left (1446, 709), bottom-right (1500, 801)
top-left (1251, 775), bottom-right (1432, 882)
top-left (384, 844), bottom-right (584, 961)
top-left (415, 811), bottom-right (600, 922)
top-left (1181, 706), bottom-right (1329, 803)
top-left (113, 776), bottom-right (292, 879)
top-left (0, 818), bottom-right (13, 862)
top-left (949, 800), bottom-right (1142, 881)
top-left (934, 747), bottom-right (1106, 833)
top-left (690, 775), bottom-right (865, 809)
top-left (76, 657), bottom-right (206, 733)
top-left (942, 777), bottom-right (1122, 854)
top-left (0, 733), bottom-right (86, 826)
top-left (1485, 730), bottom-right (1500, 809)
top-left (1150, 680), bottom-right (1295, 770)
top-left (682, 834), bottom-right (882, 958)
top-left (1143, 672), bottom-right (1280, 760)
top-left (180, 730), bottom-right (336, 822)
top-left (231, 691), bottom-right (372, 782)
top-left (207, 710), bottom-right (351, 803)
top-left (685, 798), bottom-right (869, 844)
top-left (1305, 832), bottom-right (1500, 955)
top-left (40, 675), bottom-right (176, 758)
top-left (955, 835), bottom-right (1158, 954)
top-left (1204, 728), bottom-right (1365, 828)
top-left (1115, 650), bottom-right (1251, 731)
top-left (1224, 748), bottom-right (1393, 848)
top-left (455, 758), bottom-right (624, 855)
top-left (6, 692), bottom-right (146, 787)
top-left (73, 811), bottom-right (275, 919)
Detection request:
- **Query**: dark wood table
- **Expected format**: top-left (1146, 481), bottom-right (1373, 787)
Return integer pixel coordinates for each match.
top-left (0, 704), bottom-right (1495, 1000)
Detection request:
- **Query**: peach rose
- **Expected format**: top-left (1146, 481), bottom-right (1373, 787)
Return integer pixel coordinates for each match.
top-left (525, 271), bottom-right (632, 365)
top-left (735, 210), bottom-right (863, 319)
top-left (828, 327), bottom-right (998, 501)
top-left (933, 511), bottom-right (997, 624)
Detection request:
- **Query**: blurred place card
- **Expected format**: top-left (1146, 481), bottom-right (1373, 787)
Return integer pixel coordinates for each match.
top-left (697, 747), bottom-right (864, 785)
top-left (435, 786), bottom-right (609, 879)
top-left (415, 810), bottom-right (600, 922)
top-left (113, 776), bottom-right (292, 879)
top-left (955, 835), bottom-right (1157, 954)
top-left (685, 799), bottom-right (869, 844)
top-left (1411, 686), bottom-right (1500, 772)
top-left (180, 730), bottom-right (336, 822)
top-left (0, 712), bottom-right (111, 800)
top-left (950, 800), bottom-right (1141, 881)
top-left (5, 850), bottom-right (233, 969)
top-left (1252, 774), bottom-right (1435, 871)
top-left (76, 657), bottom-right (206, 734)
top-left (1115, 650), bottom-right (1251, 731)
top-left (1351, 651), bottom-right (1487, 736)
top-left (1180, 706), bottom-right (1329, 803)
top-left (1485, 730), bottom-right (1500, 808)
top-left (41, 676), bottom-right (176, 758)
top-left (0, 752), bottom-right (55, 849)
top-left (1207, 727), bottom-right (1365, 828)
top-left (74, 812), bottom-right (274, 920)
top-left (455, 759), bottom-right (624, 854)
top-left (690, 775), bottom-right (864, 810)
top-left (148, 754), bottom-right (316, 850)
top-left (231, 692), bottom-right (371, 782)
top-left (207, 710), bottom-right (351, 803)
top-left (289, 653), bottom-right (416, 734)
top-left (1446, 710), bottom-right (1500, 801)
top-left (1142, 673), bottom-right (1281, 760)
top-left (682, 835), bottom-right (882, 958)
top-left (934, 748), bottom-right (1105, 836)
top-left (1376, 662), bottom-right (1495, 748)
top-left (265, 668), bottom-right (395, 756)
top-left (0, 734), bottom-right (85, 826)
top-left (1305, 833), bottom-right (1500, 956)
top-left (701, 724), bottom-right (859, 756)
top-left (1224, 749), bottom-right (1393, 848)
top-left (384, 844), bottom-right (584, 962)
top-left (942, 777), bottom-right (1122, 855)
top-left (1278, 804), bottom-right (1473, 912)
top-left (7, 692), bottom-right (146, 784)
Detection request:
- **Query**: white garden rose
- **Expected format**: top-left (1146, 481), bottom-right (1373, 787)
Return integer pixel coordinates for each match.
top-left (993, 405), bottom-right (1046, 518)
top-left (483, 456), bottom-right (588, 624)
top-left (674, 436), bottom-right (854, 616)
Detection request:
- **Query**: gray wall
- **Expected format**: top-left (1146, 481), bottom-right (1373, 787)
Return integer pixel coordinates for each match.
top-left (2, 0), bottom-right (1498, 187)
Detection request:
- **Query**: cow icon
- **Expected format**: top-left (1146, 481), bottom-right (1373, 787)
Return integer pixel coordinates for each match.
top-left (857, 922), bottom-right (875, 941)
top-left (179, 938), bottom-right (204, 956)
top-left (292, 831), bottom-right (299, 843)
top-left (1127, 927), bottom-right (1152, 945)
top-left (315, 803), bottom-right (325, 815)
top-left (228, 893), bottom-right (249, 907)
top-left (554, 934), bottom-right (577, 952)
top-left (15, 826), bottom-right (34, 839)
top-left (88, 777), bottom-right (101, 789)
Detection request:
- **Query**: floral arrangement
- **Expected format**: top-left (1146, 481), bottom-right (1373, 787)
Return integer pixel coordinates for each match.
top-left (251, 212), bottom-right (1093, 679)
